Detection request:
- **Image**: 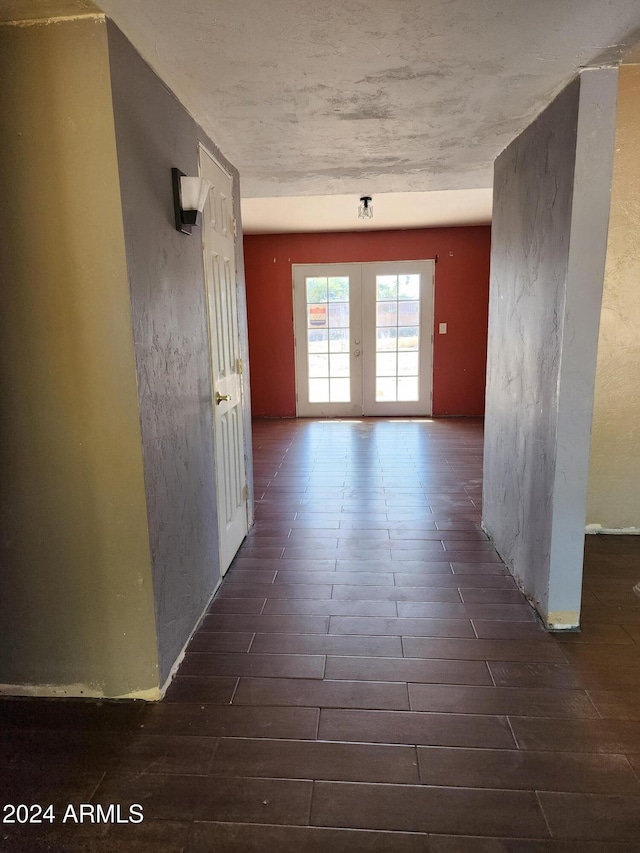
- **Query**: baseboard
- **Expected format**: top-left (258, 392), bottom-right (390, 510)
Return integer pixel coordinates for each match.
top-left (1, 13), bottom-right (105, 28)
top-left (545, 610), bottom-right (580, 631)
top-left (585, 524), bottom-right (640, 535)
top-left (0, 682), bottom-right (161, 701)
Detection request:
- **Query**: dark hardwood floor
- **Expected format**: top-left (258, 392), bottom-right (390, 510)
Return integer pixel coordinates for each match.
top-left (1, 417), bottom-right (640, 851)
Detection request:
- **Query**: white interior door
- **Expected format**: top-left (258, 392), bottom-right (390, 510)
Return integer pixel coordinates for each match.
top-left (200, 146), bottom-right (248, 575)
top-left (294, 260), bottom-right (434, 417)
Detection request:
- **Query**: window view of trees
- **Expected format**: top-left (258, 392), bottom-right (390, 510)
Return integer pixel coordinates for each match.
top-left (306, 277), bottom-right (349, 303)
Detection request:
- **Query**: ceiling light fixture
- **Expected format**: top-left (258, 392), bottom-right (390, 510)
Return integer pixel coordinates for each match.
top-left (358, 196), bottom-right (373, 220)
top-left (172, 168), bottom-right (212, 234)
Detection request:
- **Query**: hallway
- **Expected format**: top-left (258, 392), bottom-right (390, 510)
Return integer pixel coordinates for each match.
top-left (2, 418), bottom-right (640, 851)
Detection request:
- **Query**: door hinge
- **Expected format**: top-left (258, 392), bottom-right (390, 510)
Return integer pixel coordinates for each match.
top-left (237, 357), bottom-right (244, 375)
top-left (232, 217), bottom-right (237, 238)
top-left (242, 483), bottom-right (248, 502)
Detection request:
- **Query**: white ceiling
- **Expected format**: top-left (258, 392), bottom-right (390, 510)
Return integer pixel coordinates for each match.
top-left (5, 0), bottom-right (640, 232)
top-left (242, 189), bottom-right (492, 234)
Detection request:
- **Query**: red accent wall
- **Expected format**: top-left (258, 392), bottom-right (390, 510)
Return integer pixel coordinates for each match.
top-left (243, 226), bottom-right (491, 417)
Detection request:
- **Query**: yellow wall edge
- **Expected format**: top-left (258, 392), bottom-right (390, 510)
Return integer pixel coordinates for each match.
top-left (0, 13), bottom-right (104, 27)
top-left (0, 683), bottom-right (161, 701)
top-left (546, 611), bottom-right (580, 630)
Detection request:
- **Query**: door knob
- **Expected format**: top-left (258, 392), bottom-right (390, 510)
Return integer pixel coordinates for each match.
top-left (354, 350), bottom-right (361, 356)
top-left (215, 391), bottom-right (231, 405)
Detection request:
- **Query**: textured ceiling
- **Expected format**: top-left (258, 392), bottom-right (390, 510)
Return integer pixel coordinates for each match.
top-left (5, 0), bottom-right (640, 211)
top-left (90, 0), bottom-right (640, 200)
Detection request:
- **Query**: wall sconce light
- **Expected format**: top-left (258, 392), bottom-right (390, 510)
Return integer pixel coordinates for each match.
top-left (358, 195), bottom-right (373, 220)
top-left (172, 168), bottom-right (212, 234)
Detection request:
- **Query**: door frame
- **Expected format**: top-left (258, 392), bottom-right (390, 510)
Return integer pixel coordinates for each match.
top-left (293, 259), bottom-right (435, 418)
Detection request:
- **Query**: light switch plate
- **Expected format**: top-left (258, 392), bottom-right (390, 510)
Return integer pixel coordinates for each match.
top-left (439, 322), bottom-right (447, 334)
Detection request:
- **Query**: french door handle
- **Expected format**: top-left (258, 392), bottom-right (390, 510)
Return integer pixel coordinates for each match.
top-left (354, 350), bottom-right (361, 357)
top-left (215, 391), bottom-right (231, 405)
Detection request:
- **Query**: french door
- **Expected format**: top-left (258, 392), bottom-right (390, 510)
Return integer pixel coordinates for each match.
top-left (293, 260), bottom-right (435, 417)
top-left (200, 145), bottom-right (249, 575)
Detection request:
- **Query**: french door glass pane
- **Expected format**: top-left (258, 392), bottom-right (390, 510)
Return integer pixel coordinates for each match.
top-left (308, 329), bottom-right (328, 352)
top-left (376, 377), bottom-right (397, 402)
top-left (309, 353), bottom-right (328, 377)
top-left (377, 352), bottom-right (397, 376)
top-left (307, 278), bottom-right (328, 302)
top-left (330, 354), bottom-right (350, 377)
top-left (329, 302), bottom-right (349, 327)
top-left (305, 276), bottom-right (351, 403)
top-left (377, 276), bottom-right (398, 299)
top-left (377, 328), bottom-right (397, 351)
top-left (308, 303), bottom-right (328, 327)
top-left (398, 352), bottom-right (419, 375)
top-left (328, 277), bottom-right (349, 301)
top-left (377, 303), bottom-right (398, 326)
top-left (398, 376), bottom-right (419, 401)
top-left (398, 275), bottom-right (420, 300)
top-left (329, 329), bottom-right (349, 352)
top-left (309, 378), bottom-right (329, 402)
top-left (330, 378), bottom-right (350, 401)
top-left (398, 326), bottom-right (419, 350)
top-left (399, 301), bottom-right (419, 325)
top-left (375, 273), bottom-right (421, 402)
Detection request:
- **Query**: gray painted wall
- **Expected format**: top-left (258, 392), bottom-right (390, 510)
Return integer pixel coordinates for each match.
top-left (107, 21), bottom-right (253, 685)
top-left (483, 69), bottom-right (617, 628)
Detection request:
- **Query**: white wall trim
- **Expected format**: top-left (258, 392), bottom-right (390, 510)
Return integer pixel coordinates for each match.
top-left (585, 524), bottom-right (640, 534)
top-left (0, 14), bottom-right (105, 28)
top-left (0, 682), bottom-right (161, 701)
